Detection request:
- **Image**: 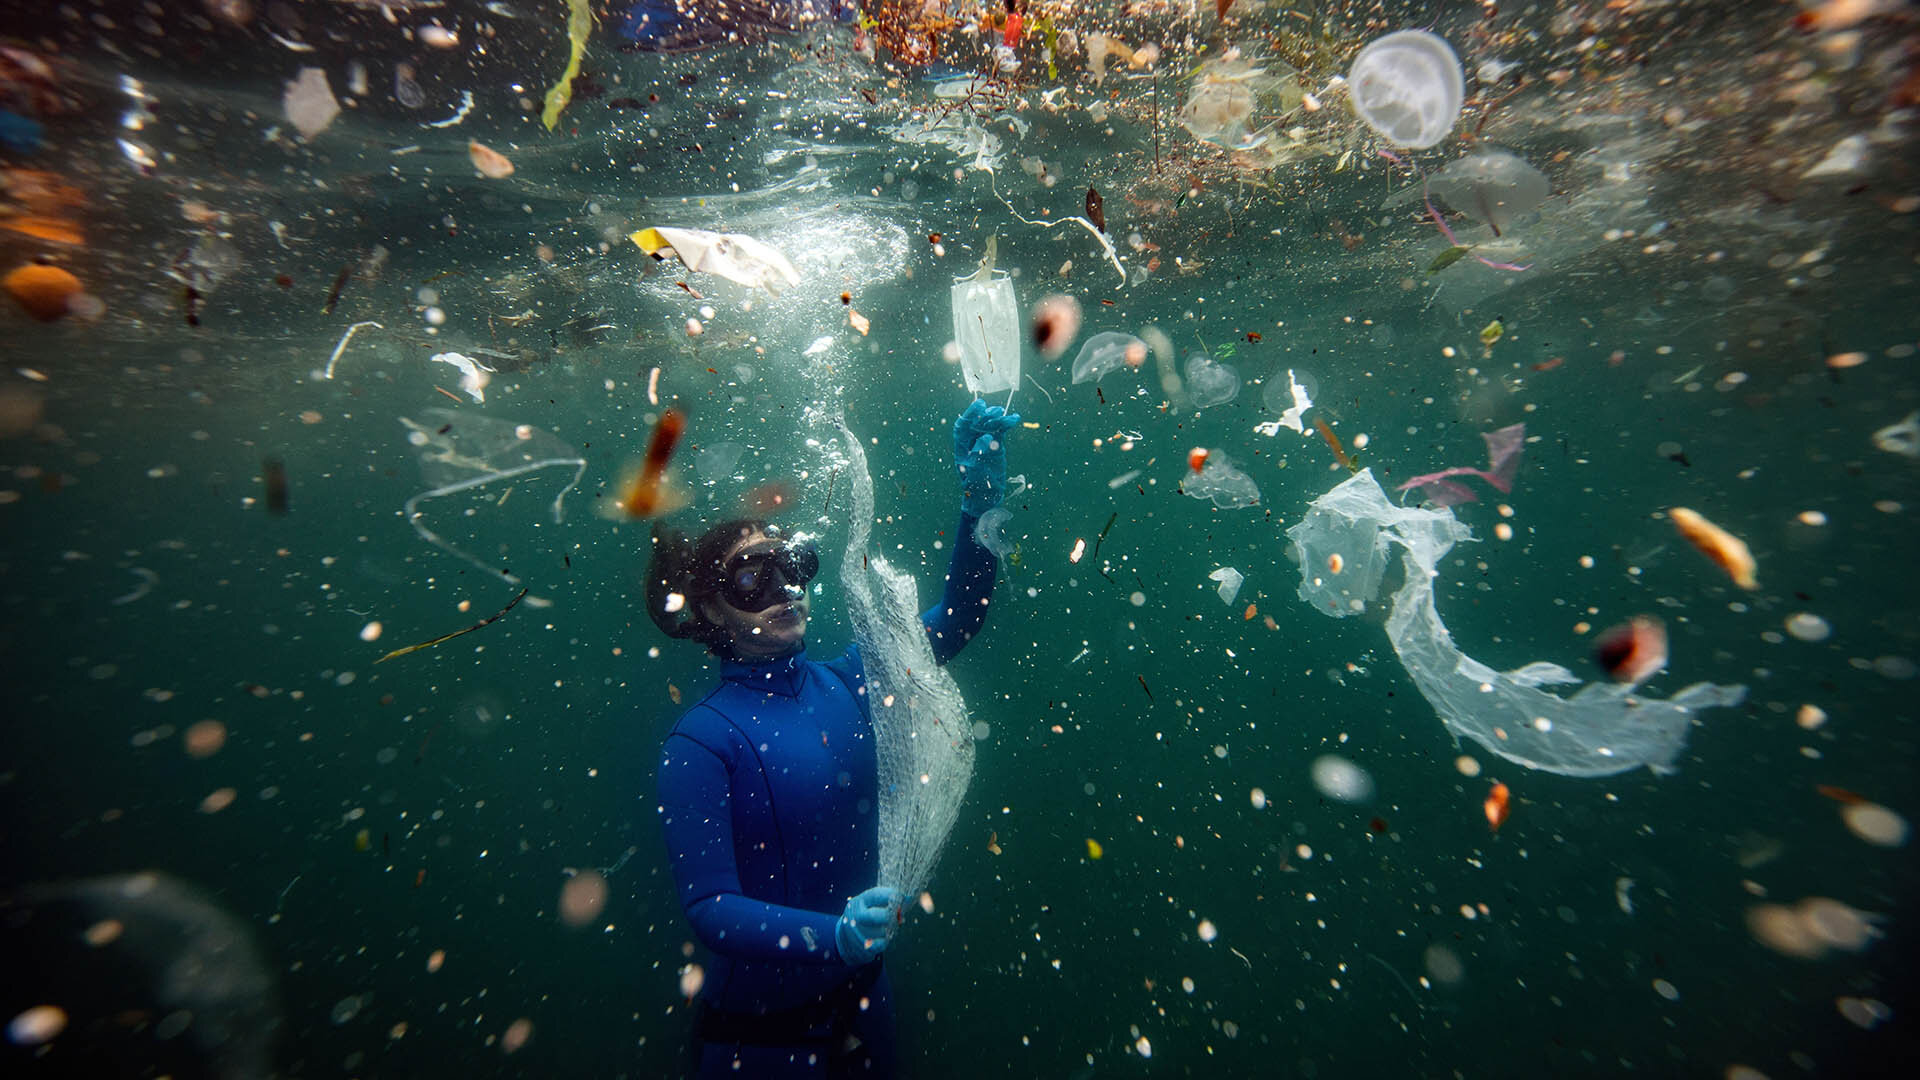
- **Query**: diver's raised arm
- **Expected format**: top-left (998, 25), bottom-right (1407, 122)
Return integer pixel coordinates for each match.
top-left (922, 400), bottom-right (1021, 664)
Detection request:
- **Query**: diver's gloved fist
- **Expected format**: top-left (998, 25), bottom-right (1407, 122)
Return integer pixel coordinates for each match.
top-left (954, 399), bottom-right (1022, 517)
top-left (834, 886), bottom-right (902, 966)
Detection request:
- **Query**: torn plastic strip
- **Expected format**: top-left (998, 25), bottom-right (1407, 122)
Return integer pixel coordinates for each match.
top-left (986, 170), bottom-right (1126, 287)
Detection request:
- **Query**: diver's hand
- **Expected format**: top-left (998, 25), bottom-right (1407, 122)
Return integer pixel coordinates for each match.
top-left (834, 886), bottom-right (902, 966)
top-left (954, 400), bottom-right (1022, 517)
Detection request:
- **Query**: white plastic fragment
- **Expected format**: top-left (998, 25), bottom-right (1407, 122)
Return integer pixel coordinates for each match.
top-left (804, 336), bottom-right (835, 357)
top-left (1803, 134), bottom-right (1869, 178)
top-left (1209, 567), bottom-right (1244, 605)
top-left (1286, 470), bottom-right (1746, 777)
top-left (430, 352), bottom-right (492, 403)
top-left (1871, 411), bottom-right (1919, 457)
top-left (630, 227), bottom-right (802, 294)
top-left (283, 67), bottom-right (341, 138)
top-left (1254, 368), bottom-right (1315, 436)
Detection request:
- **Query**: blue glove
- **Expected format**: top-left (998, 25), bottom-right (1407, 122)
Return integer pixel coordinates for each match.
top-left (954, 400), bottom-right (1022, 517)
top-left (835, 886), bottom-right (902, 966)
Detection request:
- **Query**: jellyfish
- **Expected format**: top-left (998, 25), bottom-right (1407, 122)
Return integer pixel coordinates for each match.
top-left (1184, 456), bottom-right (1260, 509)
top-left (1070, 332), bottom-right (1149, 384)
top-left (1347, 30), bottom-right (1464, 150)
top-left (973, 506), bottom-right (1015, 559)
top-left (1428, 150), bottom-right (1550, 237)
top-left (1184, 352), bottom-right (1241, 408)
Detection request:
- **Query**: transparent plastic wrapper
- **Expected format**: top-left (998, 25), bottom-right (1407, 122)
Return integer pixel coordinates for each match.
top-left (838, 422), bottom-right (974, 900)
top-left (1287, 470), bottom-right (1745, 777)
top-left (951, 238), bottom-right (1020, 394)
top-left (1209, 566), bottom-right (1244, 605)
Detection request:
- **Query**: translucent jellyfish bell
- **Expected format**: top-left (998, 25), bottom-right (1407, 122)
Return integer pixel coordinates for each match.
top-left (1428, 150), bottom-right (1550, 236)
top-left (1180, 80), bottom-right (1256, 147)
top-left (1347, 30), bottom-right (1464, 150)
top-left (1184, 352), bottom-right (1240, 408)
top-left (973, 506), bottom-right (1015, 559)
top-left (1263, 368), bottom-right (1318, 413)
top-left (1071, 331), bottom-right (1148, 384)
top-left (1184, 456), bottom-right (1261, 509)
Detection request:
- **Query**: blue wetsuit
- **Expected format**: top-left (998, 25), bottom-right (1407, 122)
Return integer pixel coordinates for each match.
top-left (657, 512), bottom-right (998, 1077)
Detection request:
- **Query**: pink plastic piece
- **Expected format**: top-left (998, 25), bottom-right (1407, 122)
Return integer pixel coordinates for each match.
top-left (1398, 423), bottom-right (1526, 504)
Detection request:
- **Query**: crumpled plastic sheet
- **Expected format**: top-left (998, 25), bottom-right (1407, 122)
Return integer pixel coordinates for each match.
top-left (1287, 470), bottom-right (1745, 777)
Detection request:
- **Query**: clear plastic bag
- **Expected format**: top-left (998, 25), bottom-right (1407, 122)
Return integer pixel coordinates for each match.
top-left (1288, 470), bottom-right (1745, 777)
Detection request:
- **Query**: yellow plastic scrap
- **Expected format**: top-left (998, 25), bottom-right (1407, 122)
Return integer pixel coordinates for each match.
top-left (542, 0), bottom-right (593, 131)
top-left (630, 227), bottom-right (670, 257)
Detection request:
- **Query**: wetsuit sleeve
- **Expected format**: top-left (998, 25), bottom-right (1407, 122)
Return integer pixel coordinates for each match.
top-left (921, 511), bottom-right (997, 666)
top-left (657, 725), bottom-right (850, 965)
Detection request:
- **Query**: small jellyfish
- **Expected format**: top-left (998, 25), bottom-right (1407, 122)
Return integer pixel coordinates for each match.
top-left (1347, 30), bottom-right (1464, 150)
top-left (1183, 455), bottom-right (1260, 509)
top-left (1184, 352), bottom-right (1241, 408)
top-left (1428, 149), bottom-right (1551, 236)
top-left (1070, 332), bottom-right (1149, 384)
top-left (973, 507), bottom-right (1015, 559)
top-left (1262, 368), bottom-right (1317, 414)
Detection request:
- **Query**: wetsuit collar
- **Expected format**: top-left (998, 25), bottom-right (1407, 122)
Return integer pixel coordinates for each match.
top-left (719, 647), bottom-right (808, 697)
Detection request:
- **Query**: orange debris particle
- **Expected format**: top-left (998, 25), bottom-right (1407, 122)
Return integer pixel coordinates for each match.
top-left (1669, 506), bottom-right (1759, 589)
top-left (4, 262), bottom-right (82, 321)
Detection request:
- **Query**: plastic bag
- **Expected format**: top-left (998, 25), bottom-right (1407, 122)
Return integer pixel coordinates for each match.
top-left (1287, 470), bottom-right (1745, 777)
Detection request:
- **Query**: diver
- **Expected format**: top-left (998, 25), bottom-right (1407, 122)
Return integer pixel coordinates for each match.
top-left (644, 399), bottom-right (1020, 1078)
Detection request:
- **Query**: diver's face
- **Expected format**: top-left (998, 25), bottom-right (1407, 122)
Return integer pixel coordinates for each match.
top-left (703, 531), bottom-right (810, 661)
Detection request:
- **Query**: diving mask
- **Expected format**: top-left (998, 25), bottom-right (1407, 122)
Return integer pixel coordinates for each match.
top-left (717, 535), bottom-right (819, 612)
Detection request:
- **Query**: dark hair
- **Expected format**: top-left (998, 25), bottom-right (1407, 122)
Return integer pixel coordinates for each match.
top-left (646, 517), bottom-right (770, 652)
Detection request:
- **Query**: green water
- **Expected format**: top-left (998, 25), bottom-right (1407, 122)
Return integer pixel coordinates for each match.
top-left (2, 2), bottom-right (1916, 1077)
